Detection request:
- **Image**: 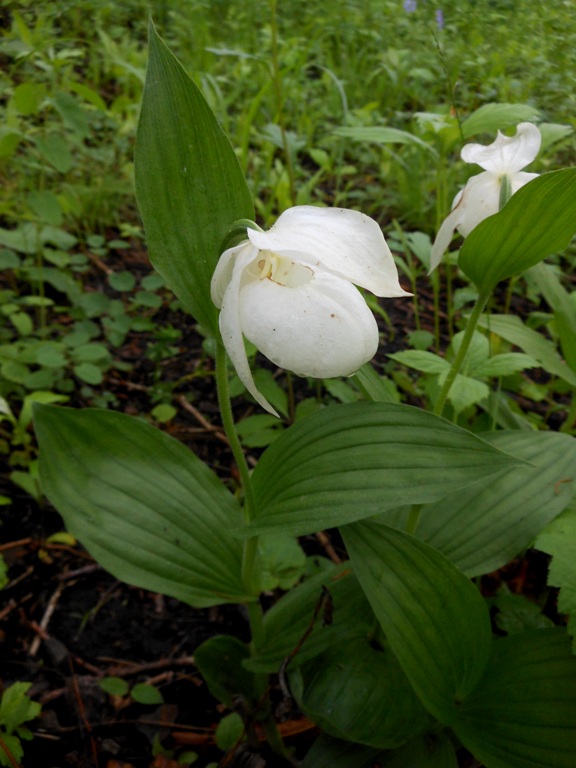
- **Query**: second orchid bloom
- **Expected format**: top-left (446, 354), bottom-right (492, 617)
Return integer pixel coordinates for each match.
top-left (430, 122), bottom-right (541, 271)
top-left (211, 206), bottom-right (410, 416)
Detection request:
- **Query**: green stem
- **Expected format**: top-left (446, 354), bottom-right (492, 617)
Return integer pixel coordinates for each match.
top-left (433, 289), bottom-right (491, 418)
top-left (215, 341), bottom-right (256, 524)
top-left (215, 342), bottom-right (288, 757)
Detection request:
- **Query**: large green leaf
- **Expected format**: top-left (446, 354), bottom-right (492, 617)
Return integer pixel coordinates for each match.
top-left (454, 629), bottom-right (576, 768)
top-left (412, 430), bottom-right (576, 576)
top-left (34, 404), bottom-right (248, 607)
top-left (134, 21), bottom-right (253, 335)
top-left (343, 522), bottom-right (492, 724)
top-left (248, 402), bottom-right (522, 536)
top-left (459, 169), bottom-right (576, 292)
top-left (290, 632), bottom-right (431, 749)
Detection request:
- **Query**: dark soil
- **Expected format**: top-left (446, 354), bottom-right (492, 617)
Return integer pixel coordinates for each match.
top-left (0, 242), bottom-right (562, 768)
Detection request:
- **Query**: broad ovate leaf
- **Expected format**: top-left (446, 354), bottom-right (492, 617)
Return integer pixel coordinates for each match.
top-left (34, 404), bottom-right (248, 607)
top-left (248, 402), bottom-right (522, 536)
top-left (134, 21), bottom-right (253, 335)
top-left (413, 430), bottom-right (576, 576)
top-left (343, 522), bottom-right (492, 724)
top-left (459, 168), bottom-right (576, 292)
top-left (454, 629), bottom-right (576, 768)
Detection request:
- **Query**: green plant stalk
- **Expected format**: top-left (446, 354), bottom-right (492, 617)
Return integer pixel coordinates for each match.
top-left (433, 288), bottom-right (491, 417)
top-left (215, 341), bottom-right (257, 526)
top-left (214, 341), bottom-right (288, 758)
top-left (215, 341), bottom-right (262, 618)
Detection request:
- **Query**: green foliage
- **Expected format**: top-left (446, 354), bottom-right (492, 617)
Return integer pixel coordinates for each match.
top-left (33, 404), bottom-right (250, 606)
top-left (0, 683), bottom-right (41, 768)
top-left (535, 504), bottom-right (576, 652)
top-left (4, 4), bottom-right (576, 767)
top-left (459, 170), bottom-right (576, 292)
top-left (134, 21), bottom-right (254, 336)
top-left (343, 523), bottom-right (492, 724)
top-left (248, 402), bottom-right (521, 535)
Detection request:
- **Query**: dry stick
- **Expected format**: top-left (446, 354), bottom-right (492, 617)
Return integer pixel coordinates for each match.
top-left (176, 395), bottom-right (229, 444)
top-left (278, 586), bottom-right (332, 699)
top-left (68, 657), bottom-right (99, 767)
top-left (315, 531), bottom-right (342, 564)
top-left (100, 655), bottom-right (196, 678)
top-left (0, 537), bottom-right (33, 552)
top-left (4, 565), bottom-right (34, 592)
top-left (29, 581), bottom-right (66, 656)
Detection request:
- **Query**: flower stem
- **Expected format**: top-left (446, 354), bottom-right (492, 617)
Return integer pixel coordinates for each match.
top-left (215, 341), bottom-right (257, 525)
top-left (215, 341), bottom-right (288, 758)
top-left (433, 289), bottom-right (491, 418)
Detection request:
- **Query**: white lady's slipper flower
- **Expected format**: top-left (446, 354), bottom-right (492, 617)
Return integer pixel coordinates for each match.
top-left (430, 122), bottom-right (541, 271)
top-left (211, 206), bottom-right (410, 416)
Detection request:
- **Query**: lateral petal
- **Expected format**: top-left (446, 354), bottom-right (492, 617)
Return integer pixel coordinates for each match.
top-left (246, 206), bottom-right (410, 298)
top-left (454, 172), bottom-right (502, 237)
top-left (217, 243), bottom-right (279, 416)
top-left (429, 205), bottom-right (466, 272)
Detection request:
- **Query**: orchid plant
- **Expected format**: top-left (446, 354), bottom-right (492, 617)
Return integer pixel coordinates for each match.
top-left (32, 23), bottom-right (576, 768)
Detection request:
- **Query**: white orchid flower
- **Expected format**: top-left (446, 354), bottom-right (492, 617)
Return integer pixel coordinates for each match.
top-left (430, 122), bottom-right (541, 271)
top-left (211, 206), bottom-right (410, 416)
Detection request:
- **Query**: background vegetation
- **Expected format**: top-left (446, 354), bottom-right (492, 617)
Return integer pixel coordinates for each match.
top-left (1, 0), bottom-right (576, 764)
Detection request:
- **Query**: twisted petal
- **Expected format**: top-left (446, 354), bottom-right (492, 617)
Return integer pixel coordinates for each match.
top-left (246, 206), bottom-right (410, 298)
top-left (238, 267), bottom-right (379, 384)
top-left (461, 122), bottom-right (541, 176)
top-left (429, 204), bottom-right (466, 272)
top-left (215, 242), bottom-right (278, 415)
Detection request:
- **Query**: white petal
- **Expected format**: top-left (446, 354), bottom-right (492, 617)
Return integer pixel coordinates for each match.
top-left (429, 204), bottom-right (466, 272)
top-left (461, 122), bottom-right (541, 176)
top-left (455, 172), bottom-right (502, 237)
top-left (211, 241), bottom-right (251, 309)
top-left (217, 243), bottom-right (279, 416)
top-left (238, 267), bottom-right (379, 379)
top-left (510, 171), bottom-right (539, 193)
top-left (245, 206), bottom-right (410, 298)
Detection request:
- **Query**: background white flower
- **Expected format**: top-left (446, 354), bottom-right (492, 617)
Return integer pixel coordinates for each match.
top-left (430, 122), bottom-right (541, 271)
top-left (211, 206), bottom-right (410, 415)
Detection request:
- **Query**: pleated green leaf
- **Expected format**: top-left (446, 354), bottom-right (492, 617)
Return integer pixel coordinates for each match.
top-left (248, 402), bottom-right (522, 536)
top-left (34, 404), bottom-right (248, 607)
top-left (414, 430), bottom-right (576, 576)
top-left (460, 169), bottom-right (576, 292)
top-left (343, 522), bottom-right (492, 724)
top-left (454, 629), bottom-right (576, 768)
top-left (134, 21), bottom-right (253, 335)
top-left (290, 632), bottom-right (431, 749)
